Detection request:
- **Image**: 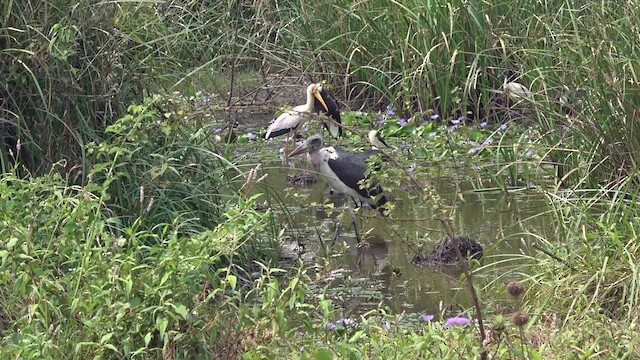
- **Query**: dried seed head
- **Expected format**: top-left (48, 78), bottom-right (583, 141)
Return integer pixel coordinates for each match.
top-left (512, 311), bottom-right (530, 327)
top-left (507, 281), bottom-right (525, 298)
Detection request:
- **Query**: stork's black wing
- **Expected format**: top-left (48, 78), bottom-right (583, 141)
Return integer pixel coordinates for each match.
top-left (328, 152), bottom-right (387, 209)
top-left (314, 89), bottom-right (342, 138)
top-left (266, 127), bottom-right (294, 139)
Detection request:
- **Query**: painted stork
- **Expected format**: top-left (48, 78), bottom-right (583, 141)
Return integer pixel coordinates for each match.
top-left (289, 135), bottom-right (388, 241)
top-left (265, 83), bottom-right (342, 140)
top-left (503, 70), bottom-right (532, 102)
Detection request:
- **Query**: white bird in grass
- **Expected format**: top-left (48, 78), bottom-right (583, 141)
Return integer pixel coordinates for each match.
top-left (289, 134), bottom-right (388, 242)
top-left (265, 83), bottom-right (342, 141)
top-left (503, 70), bottom-right (532, 102)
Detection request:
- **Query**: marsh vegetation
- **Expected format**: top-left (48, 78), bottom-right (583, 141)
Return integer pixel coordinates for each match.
top-left (1, 0), bottom-right (640, 358)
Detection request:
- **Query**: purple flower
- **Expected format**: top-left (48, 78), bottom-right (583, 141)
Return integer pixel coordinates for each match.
top-left (381, 322), bottom-right (391, 330)
top-left (420, 314), bottom-right (435, 322)
top-left (377, 118), bottom-right (386, 125)
top-left (284, 136), bottom-right (292, 143)
top-left (528, 133), bottom-right (536, 141)
top-left (247, 127), bottom-right (254, 131)
top-left (526, 150), bottom-right (534, 157)
top-left (336, 318), bottom-right (356, 327)
top-left (386, 106), bottom-right (397, 116)
top-left (457, 116), bottom-right (466, 122)
top-left (448, 125), bottom-right (459, 133)
top-left (468, 147), bottom-right (478, 154)
top-left (483, 137), bottom-right (494, 145)
top-left (203, 97), bottom-right (211, 104)
top-left (479, 121), bottom-right (488, 128)
top-left (500, 123), bottom-right (508, 131)
top-left (302, 126), bottom-right (309, 132)
top-left (430, 114), bottom-right (440, 120)
top-left (248, 133), bottom-right (257, 141)
top-left (214, 128), bottom-right (222, 133)
top-left (399, 118), bottom-right (409, 127)
top-left (399, 143), bottom-right (410, 151)
top-left (444, 317), bottom-right (470, 328)
top-left (429, 132), bottom-right (437, 137)
top-left (326, 322), bottom-right (338, 331)
top-left (451, 118), bottom-right (460, 125)
top-left (156, 119), bottom-right (162, 125)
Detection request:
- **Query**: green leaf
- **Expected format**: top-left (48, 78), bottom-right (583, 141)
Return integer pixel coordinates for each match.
top-left (173, 303), bottom-right (188, 319)
top-left (144, 332), bottom-right (152, 347)
top-left (100, 333), bottom-right (113, 343)
top-left (157, 317), bottom-right (169, 339)
top-left (227, 274), bottom-right (237, 290)
top-left (6, 237), bottom-right (18, 249)
top-left (310, 350), bottom-right (333, 360)
top-left (103, 344), bottom-right (119, 353)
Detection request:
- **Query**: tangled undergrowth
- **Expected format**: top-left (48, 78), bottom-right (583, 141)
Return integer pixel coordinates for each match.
top-left (2, 0), bottom-right (640, 358)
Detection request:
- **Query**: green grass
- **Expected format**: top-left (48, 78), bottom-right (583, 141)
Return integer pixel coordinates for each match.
top-left (2, 0), bottom-right (640, 358)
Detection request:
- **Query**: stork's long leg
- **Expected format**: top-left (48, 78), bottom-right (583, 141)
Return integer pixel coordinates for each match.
top-left (346, 201), bottom-right (362, 244)
top-left (283, 129), bottom-right (298, 163)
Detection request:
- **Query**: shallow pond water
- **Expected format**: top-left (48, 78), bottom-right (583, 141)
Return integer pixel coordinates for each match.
top-left (240, 125), bottom-right (556, 318)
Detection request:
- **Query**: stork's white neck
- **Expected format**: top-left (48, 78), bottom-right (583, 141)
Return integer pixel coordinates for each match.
top-left (304, 84), bottom-right (315, 110)
top-left (293, 84), bottom-right (316, 113)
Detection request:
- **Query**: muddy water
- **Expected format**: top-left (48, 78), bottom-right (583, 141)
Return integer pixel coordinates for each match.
top-left (245, 132), bottom-right (554, 317)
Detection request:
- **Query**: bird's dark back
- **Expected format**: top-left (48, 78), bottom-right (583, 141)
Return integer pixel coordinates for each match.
top-left (315, 89), bottom-right (342, 137)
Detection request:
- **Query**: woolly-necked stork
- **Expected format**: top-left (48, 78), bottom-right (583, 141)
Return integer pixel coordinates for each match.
top-left (265, 83), bottom-right (342, 141)
top-left (289, 134), bottom-right (388, 241)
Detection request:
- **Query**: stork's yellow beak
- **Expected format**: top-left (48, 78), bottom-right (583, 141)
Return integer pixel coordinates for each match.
top-left (313, 86), bottom-right (329, 112)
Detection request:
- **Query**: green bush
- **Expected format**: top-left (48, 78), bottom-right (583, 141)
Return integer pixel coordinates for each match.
top-left (0, 163), bottom-right (277, 358)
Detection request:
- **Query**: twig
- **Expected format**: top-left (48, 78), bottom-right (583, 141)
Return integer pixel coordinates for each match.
top-left (440, 218), bottom-right (488, 360)
top-left (226, 0), bottom-right (241, 124)
top-left (531, 241), bottom-right (577, 271)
